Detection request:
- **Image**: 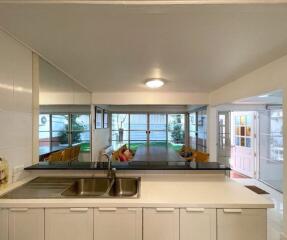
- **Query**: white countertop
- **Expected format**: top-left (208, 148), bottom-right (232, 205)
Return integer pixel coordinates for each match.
top-left (0, 174), bottom-right (274, 208)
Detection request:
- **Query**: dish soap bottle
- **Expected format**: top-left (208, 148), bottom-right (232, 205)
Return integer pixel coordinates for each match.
top-left (0, 157), bottom-right (8, 188)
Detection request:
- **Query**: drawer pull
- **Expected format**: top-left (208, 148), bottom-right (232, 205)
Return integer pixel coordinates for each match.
top-left (223, 209), bottom-right (242, 213)
top-left (156, 208), bottom-right (175, 212)
top-left (70, 208), bottom-right (89, 212)
top-left (186, 208), bottom-right (205, 212)
top-left (10, 208), bottom-right (28, 212)
top-left (128, 208), bottom-right (137, 212)
top-left (98, 208), bottom-right (117, 212)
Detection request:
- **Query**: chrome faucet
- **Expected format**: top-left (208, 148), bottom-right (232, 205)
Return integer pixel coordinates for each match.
top-left (102, 153), bottom-right (116, 180)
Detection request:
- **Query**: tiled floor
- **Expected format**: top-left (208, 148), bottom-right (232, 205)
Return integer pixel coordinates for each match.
top-left (232, 178), bottom-right (283, 240)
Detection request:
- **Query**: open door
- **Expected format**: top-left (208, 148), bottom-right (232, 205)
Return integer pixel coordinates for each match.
top-left (230, 112), bottom-right (257, 178)
top-left (217, 111), bottom-right (231, 165)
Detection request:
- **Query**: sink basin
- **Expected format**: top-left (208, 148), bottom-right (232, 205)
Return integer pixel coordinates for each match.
top-left (61, 178), bottom-right (112, 197)
top-left (61, 177), bottom-right (140, 198)
top-left (109, 177), bottom-right (140, 197)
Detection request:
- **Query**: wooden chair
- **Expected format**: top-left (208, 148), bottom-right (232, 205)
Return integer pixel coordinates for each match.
top-left (61, 148), bottom-right (72, 161)
top-left (71, 145), bottom-right (81, 161)
top-left (46, 151), bottom-right (63, 162)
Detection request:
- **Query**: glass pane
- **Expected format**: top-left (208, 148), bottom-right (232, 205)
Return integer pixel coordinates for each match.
top-left (259, 109), bottom-right (283, 192)
top-left (240, 116), bottom-right (246, 125)
top-left (168, 114), bottom-right (185, 144)
top-left (130, 131), bottom-right (147, 141)
top-left (130, 114), bottom-right (147, 130)
top-left (39, 131), bottom-right (50, 142)
top-left (112, 130), bottom-right (129, 141)
top-left (39, 114), bottom-right (50, 131)
top-left (149, 114), bottom-right (166, 131)
top-left (246, 138), bottom-right (251, 148)
top-left (72, 131), bottom-right (90, 152)
top-left (104, 111), bottom-right (108, 128)
top-left (129, 141), bottom-right (146, 152)
top-left (150, 131), bottom-right (166, 141)
top-left (240, 137), bottom-right (245, 147)
top-left (240, 126), bottom-right (245, 136)
top-left (71, 114), bottom-right (90, 131)
top-left (52, 114), bottom-right (68, 132)
top-left (112, 113), bottom-right (129, 131)
top-left (52, 131), bottom-right (69, 145)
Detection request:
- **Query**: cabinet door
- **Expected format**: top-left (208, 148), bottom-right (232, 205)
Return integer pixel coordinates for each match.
top-left (94, 207), bottom-right (142, 240)
top-left (180, 208), bottom-right (216, 240)
top-left (9, 208), bottom-right (44, 240)
top-left (217, 209), bottom-right (267, 240)
top-left (143, 208), bottom-right (179, 240)
top-left (0, 208), bottom-right (8, 240)
top-left (45, 208), bottom-right (93, 240)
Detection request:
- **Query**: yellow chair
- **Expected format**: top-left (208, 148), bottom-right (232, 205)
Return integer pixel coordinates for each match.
top-left (194, 151), bottom-right (209, 163)
top-left (62, 148), bottom-right (72, 161)
top-left (71, 145), bottom-right (81, 161)
top-left (46, 151), bottom-right (63, 162)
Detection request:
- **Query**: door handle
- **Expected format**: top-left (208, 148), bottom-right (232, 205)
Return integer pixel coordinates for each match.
top-left (156, 208), bottom-right (175, 212)
top-left (98, 208), bottom-right (117, 212)
top-left (70, 208), bottom-right (89, 212)
top-left (223, 209), bottom-right (242, 213)
top-left (186, 208), bottom-right (205, 213)
top-left (10, 208), bottom-right (29, 212)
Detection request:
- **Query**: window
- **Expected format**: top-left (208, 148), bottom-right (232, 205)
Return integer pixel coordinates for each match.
top-left (111, 112), bottom-right (186, 151)
top-left (188, 108), bottom-right (208, 152)
top-left (270, 110), bottom-right (283, 161)
top-left (167, 114), bottom-right (185, 150)
top-left (234, 114), bottom-right (252, 148)
top-left (39, 113), bottom-right (90, 152)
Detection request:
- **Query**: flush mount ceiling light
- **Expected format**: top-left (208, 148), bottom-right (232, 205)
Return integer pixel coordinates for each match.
top-left (258, 94), bottom-right (269, 98)
top-left (145, 79), bottom-right (165, 89)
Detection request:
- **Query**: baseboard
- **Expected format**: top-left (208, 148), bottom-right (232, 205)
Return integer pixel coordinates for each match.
top-left (281, 232), bottom-right (287, 240)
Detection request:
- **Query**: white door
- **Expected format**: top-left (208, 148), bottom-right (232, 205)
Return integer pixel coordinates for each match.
top-left (9, 208), bottom-right (44, 240)
top-left (45, 208), bottom-right (93, 240)
top-left (143, 208), bottom-right (179, 240)
top-left (231, 112), bottom-right (257, 177)
top-left (94, 208), bottom-right (142, 240)
top-left (217, 209), bottom-right (267, 240)
top-left (180, 208), bottom-right (216, 240)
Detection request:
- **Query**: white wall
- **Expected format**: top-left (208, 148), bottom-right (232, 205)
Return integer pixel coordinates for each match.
top-left (0, 30), bottom-right (33, 183)
top-left (209, 54), bottom-right (287, 238)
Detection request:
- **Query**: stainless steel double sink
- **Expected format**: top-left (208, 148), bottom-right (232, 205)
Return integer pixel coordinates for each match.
top-left (61, 177), bottom-right (140, 198)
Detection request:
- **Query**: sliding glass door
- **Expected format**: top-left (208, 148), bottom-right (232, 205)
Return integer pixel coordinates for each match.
top-left (111, 112), bottom-right (186, 151)
top-left (129, 114), bottom-right (148, 151)
top-left (258, 109), bottom-right (283, 192)
top-left (149, 114), bottom-right (167, 146)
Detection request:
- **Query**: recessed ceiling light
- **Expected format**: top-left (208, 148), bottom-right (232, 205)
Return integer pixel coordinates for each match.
top-left (258, 94), bottom-right (269, 98)
top-left (145, 79), bottom-right (165, 89)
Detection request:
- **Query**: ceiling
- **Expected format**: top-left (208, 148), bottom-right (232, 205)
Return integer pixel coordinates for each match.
top-left (1, 4), bottom-right (287, 92)
top-left (233, 90), bottom-right (283, 105)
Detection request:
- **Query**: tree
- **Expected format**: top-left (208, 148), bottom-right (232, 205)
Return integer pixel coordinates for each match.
top-left (170, 115), bottom-right (185, 144)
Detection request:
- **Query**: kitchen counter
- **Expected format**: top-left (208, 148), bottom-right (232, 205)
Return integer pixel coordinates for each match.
top-left (0, 175), bottom-right (273, 209)
top-left (25, 161), bottom-right (230, 171)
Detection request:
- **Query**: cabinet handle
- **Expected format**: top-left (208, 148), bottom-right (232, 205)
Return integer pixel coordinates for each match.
top-left (70, 208), bottom-right (89, 212)
top-left (98, 208), bottom-right (117, 212)
top-left (10, 208), bottom-right (28, 212)
top-left (223, 209), bottom-right (242, 213)
top-left (186, 208), bottom-right (205, 212)
top-left (128, 208), bottom-right (137, 212)
top-left (156, 208), bottom-right (175, 212)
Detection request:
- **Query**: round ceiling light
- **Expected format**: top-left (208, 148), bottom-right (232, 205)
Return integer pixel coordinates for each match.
top-left (145, 79), bottom-right (165, 89)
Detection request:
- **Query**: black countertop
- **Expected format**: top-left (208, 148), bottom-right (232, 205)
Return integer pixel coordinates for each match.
top-left (25, 161), bottom-right (230, 171)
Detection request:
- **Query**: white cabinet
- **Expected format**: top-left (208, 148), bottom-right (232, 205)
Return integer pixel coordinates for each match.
top-left (45, 208), bottom-right (93, 240)
top-left (8, 208), bottom-right (44, 240)
top-left (143, 208), bottom-right (179, 240)
top-left (0, 208), bottom-right (8, 240)
top-left (94, 207), bottom-right (142, 240)
top-left (217, 209), bottom-right (267, 240)
top-left (180, 208), bottom-right (216, 240)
